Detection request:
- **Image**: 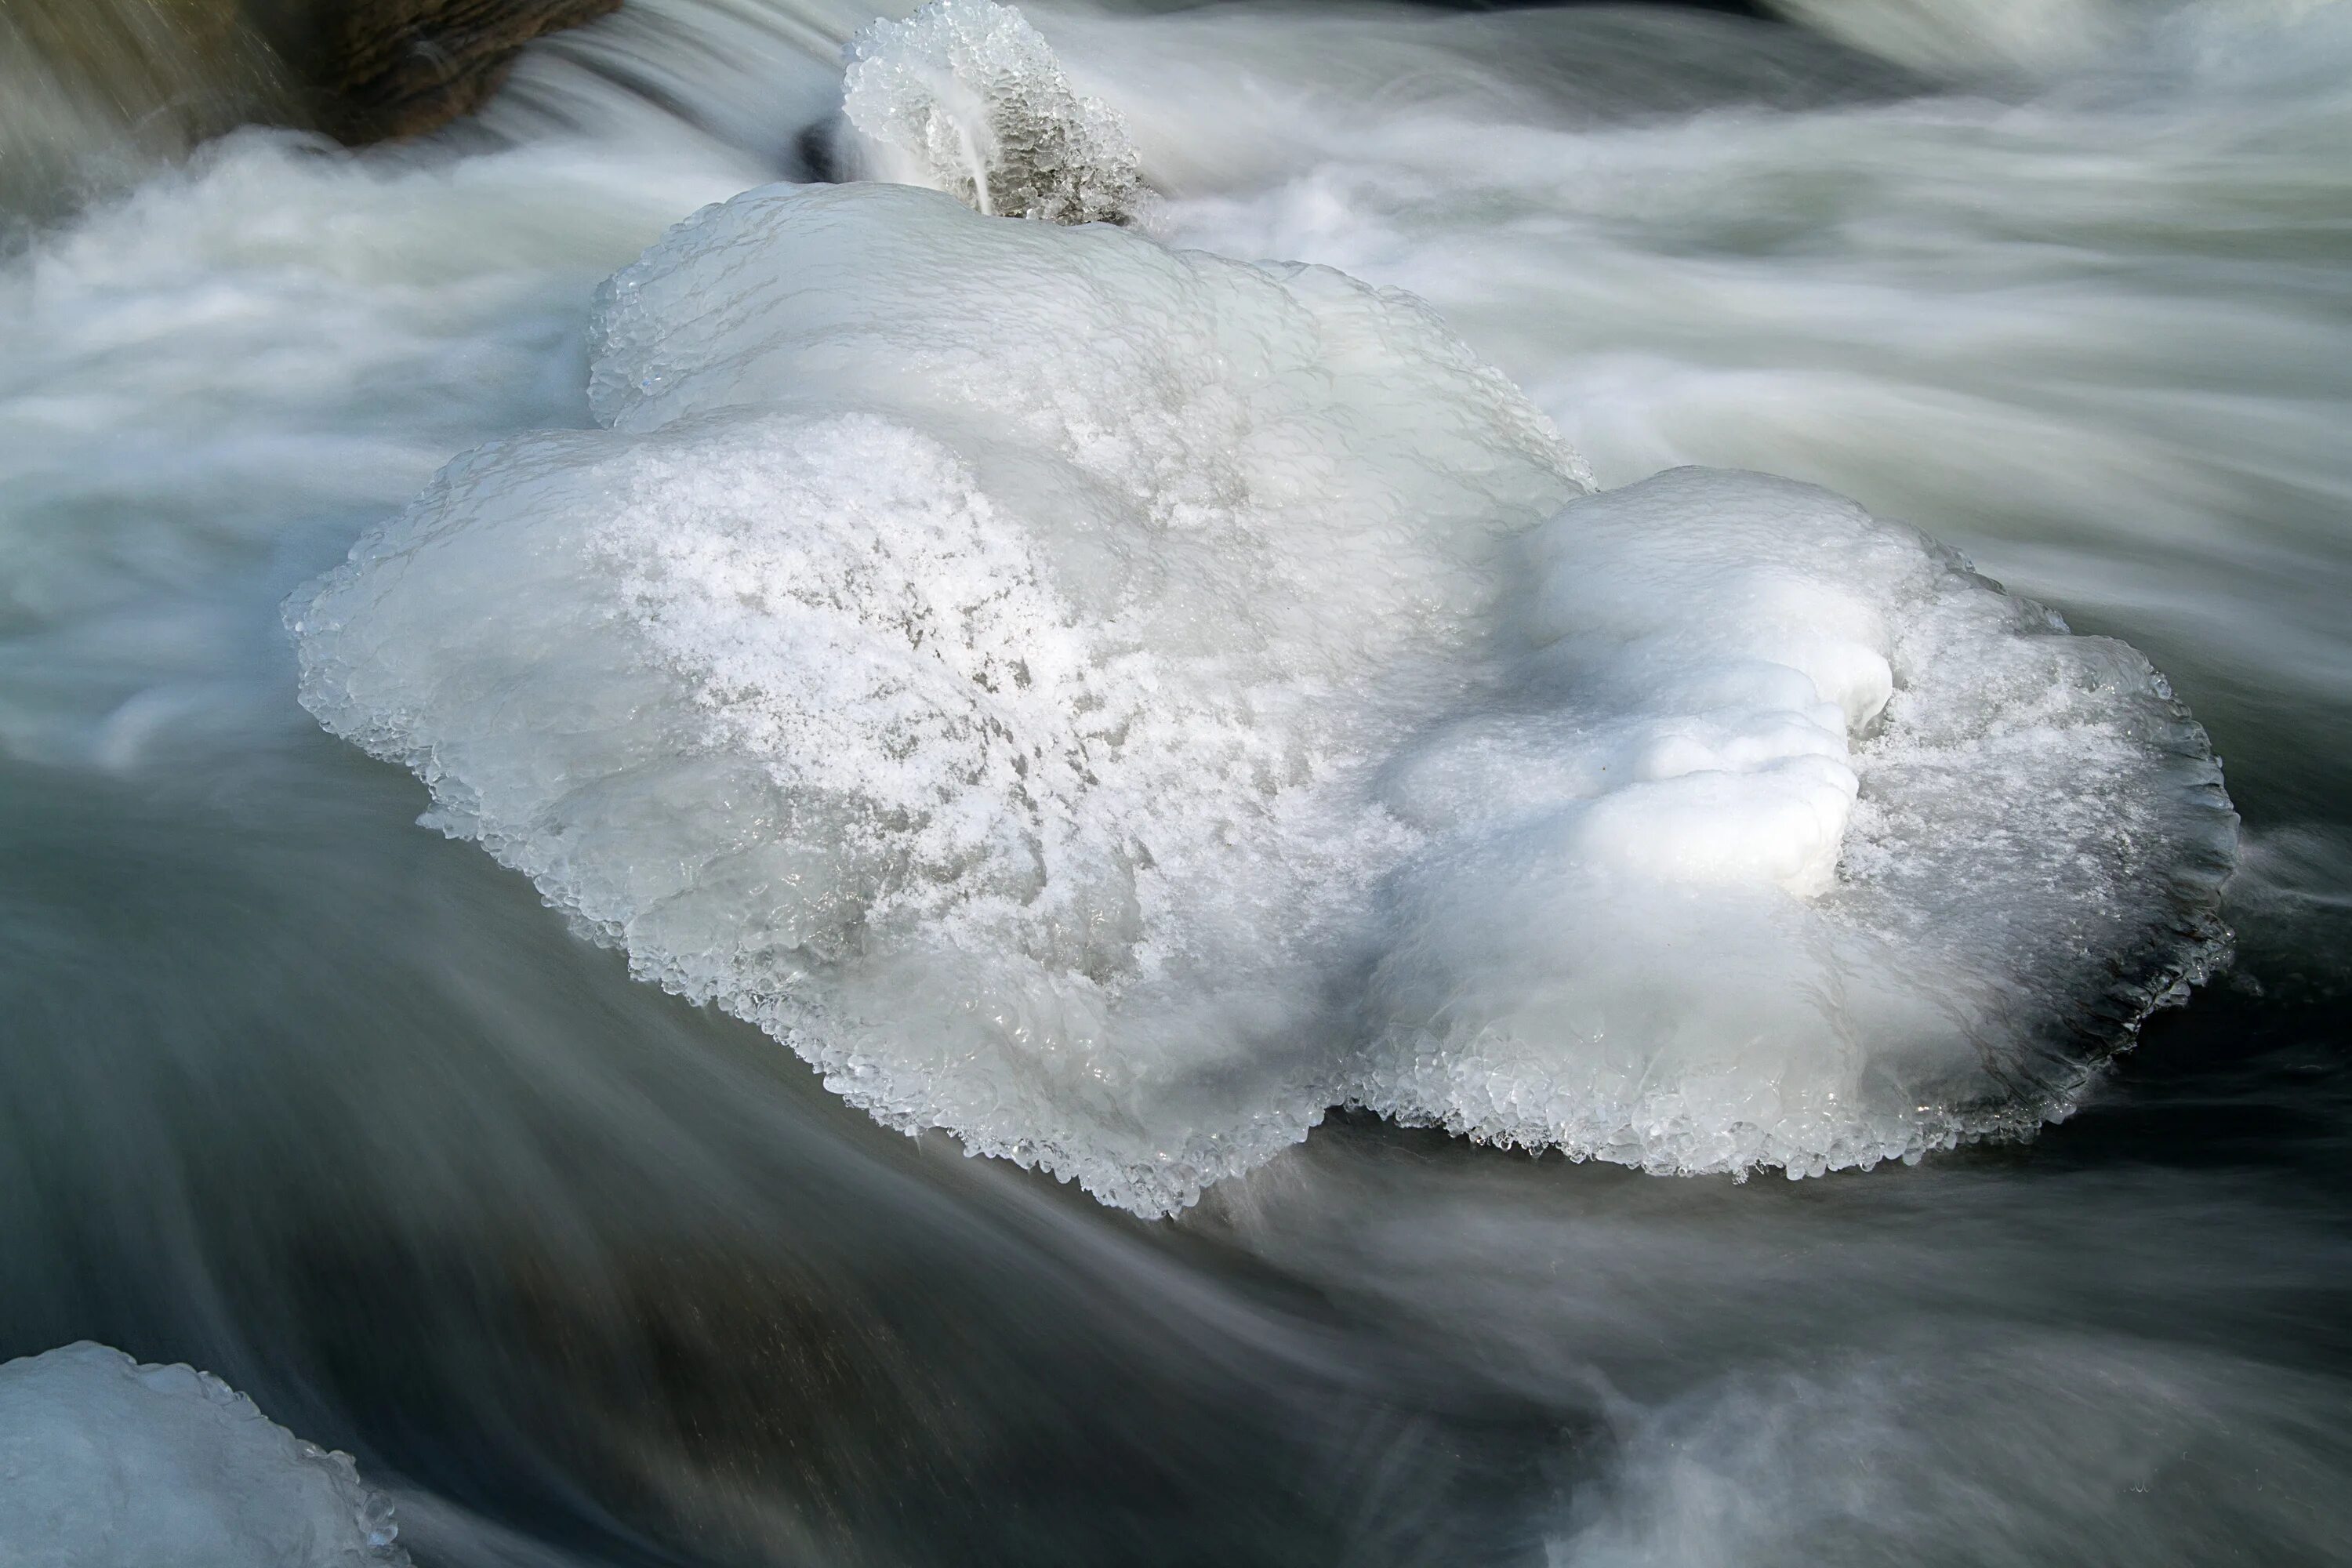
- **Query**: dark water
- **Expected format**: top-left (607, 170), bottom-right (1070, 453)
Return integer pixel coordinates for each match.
top-left (3, 1), bottom-right (2349, 1563)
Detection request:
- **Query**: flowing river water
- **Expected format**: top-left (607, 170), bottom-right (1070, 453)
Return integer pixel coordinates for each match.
top-left (2, 1), bottom-right (2348, 1563)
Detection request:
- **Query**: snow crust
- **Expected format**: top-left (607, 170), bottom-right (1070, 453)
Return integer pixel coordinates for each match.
top-left (842, 0), bottom-right (1145, 225)
top-left (0, 1342), bottom-right (409, 1568)
top-left (292, 176), bottom-right (2231, 1215)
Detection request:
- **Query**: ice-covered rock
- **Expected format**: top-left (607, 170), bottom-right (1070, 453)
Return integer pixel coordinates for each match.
top-left (299, 180), bottom-right (1579, 1216)
top-left (290, 177), bottom-right (2231, 1216)
top-left (1352, 466), bottom-right (2234, 1178)
top-left (0, 1341), bottom-right (410, 1568)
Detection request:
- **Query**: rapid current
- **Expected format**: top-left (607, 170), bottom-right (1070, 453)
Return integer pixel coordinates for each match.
top-left (2, 0), bottom-right (2348, 1563)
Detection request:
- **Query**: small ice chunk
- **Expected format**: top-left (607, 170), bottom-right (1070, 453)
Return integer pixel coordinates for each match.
top-left (0, 1342), bottom-right (410, 1568)
top-left (842, 0), bottom-right (1145, 225)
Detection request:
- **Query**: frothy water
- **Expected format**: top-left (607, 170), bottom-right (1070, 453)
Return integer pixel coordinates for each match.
top-left (3, 0), bottom-right (2347, 1563)
top-left (0, 0), bottom-right (284, 239)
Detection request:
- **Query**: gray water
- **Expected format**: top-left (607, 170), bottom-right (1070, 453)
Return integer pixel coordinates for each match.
top-left (2, 2), bottom-right (2348, 1563)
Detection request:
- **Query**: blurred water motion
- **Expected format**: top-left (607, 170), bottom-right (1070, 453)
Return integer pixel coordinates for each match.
top-left (2, 1), bottom-right (2348, 1563)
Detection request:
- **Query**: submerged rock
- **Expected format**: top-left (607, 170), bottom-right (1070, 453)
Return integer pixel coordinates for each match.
top-left (0, 0), bottom-right (284, 225)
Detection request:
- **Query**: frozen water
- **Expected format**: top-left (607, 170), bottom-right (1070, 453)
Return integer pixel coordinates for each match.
top-left (297, 180), bottom-right (1580, 1216)
top-left (292, 177), bottom-right (2231, 1215)
top-left (842, 0), bottom-right (1145, 225)
top-left (0, 1342), bottom-right (409, 1568)
top-left (1352, 466), bottom-right (2235, 1178)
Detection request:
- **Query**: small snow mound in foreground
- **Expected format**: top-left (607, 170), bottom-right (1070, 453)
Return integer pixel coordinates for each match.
top-left (0, 1341), bottom-right (410, 1568)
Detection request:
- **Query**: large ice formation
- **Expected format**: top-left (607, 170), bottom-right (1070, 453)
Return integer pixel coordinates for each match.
top-left (0, 1342), bottom-right (410, 1568)
top-left (1350, 466), bottom-right (2234, 1176)
top-left (841, 0), bottom-right (1145, 225)
top-left (291, 174), bottom-right (2232, 1215)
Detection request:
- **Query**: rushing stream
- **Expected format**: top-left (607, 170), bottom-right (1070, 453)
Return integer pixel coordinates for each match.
top-left (2, 0), bottom-right (2348, 1563)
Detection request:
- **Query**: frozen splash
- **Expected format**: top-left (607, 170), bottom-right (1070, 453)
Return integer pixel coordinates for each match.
top-left (842, 0), bottom-right (1145, 225)
top-left (291, 179), bottom-right (2231, 1216)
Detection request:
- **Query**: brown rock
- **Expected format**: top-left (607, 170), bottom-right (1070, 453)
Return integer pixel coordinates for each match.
top-left (249, 0), bottom-right (624, 143)
top-left (2, 0), bottom-right (625, 218)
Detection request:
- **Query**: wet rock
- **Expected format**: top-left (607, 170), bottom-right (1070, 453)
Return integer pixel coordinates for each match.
top-left (249, 0), bottom-right (623, 142)
top-left (2, 0), bottom-right (622, 228)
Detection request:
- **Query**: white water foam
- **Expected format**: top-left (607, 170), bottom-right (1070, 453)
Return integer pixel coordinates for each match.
top-left (292, 158), bottom-right (2230, 1213)
top-left (1764, 0), bottom-right (2341, 76)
